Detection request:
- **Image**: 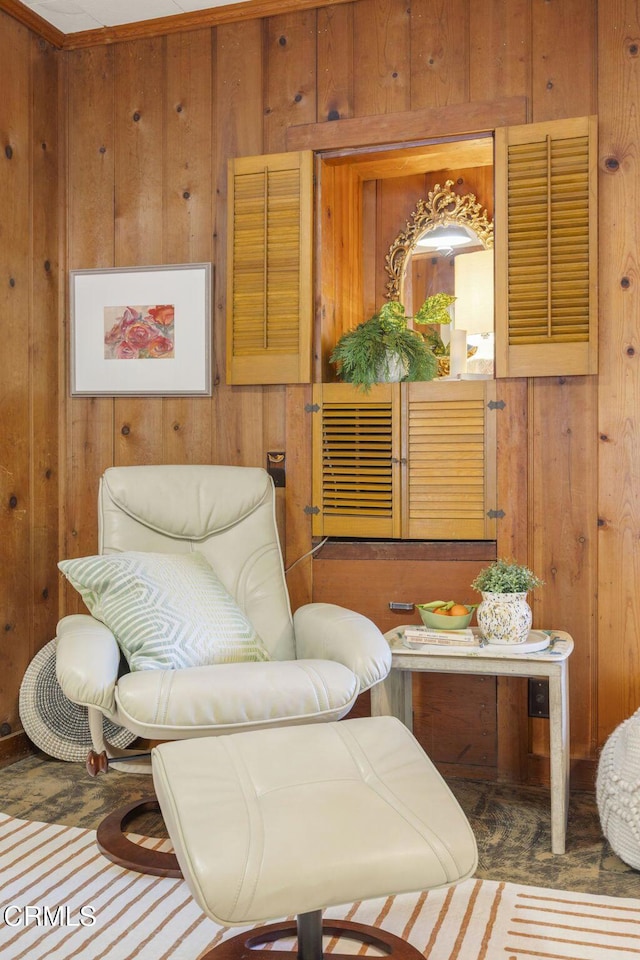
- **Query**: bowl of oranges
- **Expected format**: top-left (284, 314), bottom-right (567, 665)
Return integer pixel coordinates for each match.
top-left (417, 600), bottom-right (476, 630)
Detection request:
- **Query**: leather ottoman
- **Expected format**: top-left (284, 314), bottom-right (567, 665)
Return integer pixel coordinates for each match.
top-left (151, 715), bottom-right (477, 960)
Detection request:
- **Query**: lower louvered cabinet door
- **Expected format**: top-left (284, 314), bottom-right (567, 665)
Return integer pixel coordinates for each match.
top-left (311, 383), bottom-right (401, 538)
top-left (402, 380), bottom-right (497, 540)
top-left (312, 381), bottom-right (497, 541)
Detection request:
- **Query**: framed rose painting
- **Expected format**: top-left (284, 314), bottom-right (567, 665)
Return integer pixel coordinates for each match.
top-left (69, 263), bottom-right (212, 396)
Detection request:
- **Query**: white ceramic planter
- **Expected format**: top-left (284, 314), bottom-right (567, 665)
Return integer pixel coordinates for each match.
top-left (476, 591), bottom-right (532, 645)
top-left (376, 352), bottom-right (407, 382)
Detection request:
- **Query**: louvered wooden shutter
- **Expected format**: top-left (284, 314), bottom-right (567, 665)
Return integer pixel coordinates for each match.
top-left (311, 383), bottom-right (401, 538)
top-left (226, 151), bottom-right (313, 384)
top-left (402, 381), bottom-right (497, 540)
top-left (494, 116), bottom-right (597, 377)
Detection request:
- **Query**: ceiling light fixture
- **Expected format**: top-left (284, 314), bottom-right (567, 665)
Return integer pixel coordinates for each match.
top-left (416, 225), bottom-right (475, 253)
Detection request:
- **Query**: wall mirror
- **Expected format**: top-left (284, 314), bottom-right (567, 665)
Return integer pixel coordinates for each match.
top-left (385, 180), bottom-right (495, 377)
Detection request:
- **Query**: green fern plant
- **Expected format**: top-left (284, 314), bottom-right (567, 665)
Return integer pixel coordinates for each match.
top-left (330, 300), bottom-right (439, 392)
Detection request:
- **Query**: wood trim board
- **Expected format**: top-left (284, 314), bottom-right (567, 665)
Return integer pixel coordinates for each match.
top-left (0, 0), bottom-right (355, 49)
top-left (287, 96), bottom-right (528, 152)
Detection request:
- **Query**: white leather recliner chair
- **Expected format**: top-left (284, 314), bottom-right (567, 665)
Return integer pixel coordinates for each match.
top-left (55, 464), bottom-right (392, 874)
top-left (56, 464), bottom-right (392, 756)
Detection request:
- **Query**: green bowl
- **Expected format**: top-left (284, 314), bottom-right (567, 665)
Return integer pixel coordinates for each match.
top-left (417, 605), bottom-right (474, 630)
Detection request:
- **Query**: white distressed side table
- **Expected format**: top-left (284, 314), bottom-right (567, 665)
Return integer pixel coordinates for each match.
top-left (370, 628), bottom-right (574, 855)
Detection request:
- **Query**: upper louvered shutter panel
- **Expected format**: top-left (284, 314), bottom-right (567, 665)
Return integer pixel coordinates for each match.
top-left (226, 151), bottom-right (313, 384)
top-left (312, 383), bottom-right (401, 538)
top-left (402, 381), bottom-right (497, 540)
top-left (494, 116), bottom-right (597, 377)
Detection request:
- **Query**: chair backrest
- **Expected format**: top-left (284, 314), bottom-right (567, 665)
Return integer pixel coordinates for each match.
top-left (98, 465), bottom-right (296, 661)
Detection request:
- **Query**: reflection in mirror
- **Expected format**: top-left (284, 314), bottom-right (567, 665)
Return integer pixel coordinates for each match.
top-left (454, 249), bottom-right (494, 376)
top-left (385, 181), bottom-right (494, 378)
top-left (416, 223), bottom-right (476, 255)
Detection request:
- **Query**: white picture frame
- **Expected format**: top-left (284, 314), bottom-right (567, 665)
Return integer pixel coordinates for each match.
top-left (69, 262), bottom-right (212, 396)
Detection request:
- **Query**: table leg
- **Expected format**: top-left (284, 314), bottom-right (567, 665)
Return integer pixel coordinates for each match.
top-left (370, 670), bottom-right (413, 730)
top-left (548, 663), bottom-right (570, 854)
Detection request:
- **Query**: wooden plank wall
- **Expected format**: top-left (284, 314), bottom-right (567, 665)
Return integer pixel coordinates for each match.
top-left (0, 11), bottom-right (60, 759)
top-left (597, 2), bottom-right (640, 740)
top-left (2, 0), bottom-right (640, 788)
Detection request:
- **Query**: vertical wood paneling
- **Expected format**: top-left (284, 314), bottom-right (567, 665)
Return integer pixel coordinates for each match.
top-left (114, 40), bottom-right (165, 264)
top-left (162, 31), bottom-right (213, 268)
top-left (469, 0), bottom-right (531, 104)
top-left (0, 15), bottom-right (33, 733)
top-left (264, 14), bottom-right (317, 551)
top-left (495, 378), bottom-right (530, 781)
top-left (597, 0), bottom-right (640, 738)
top-left (284, 382), bottom-right (313, 611)
top-left (409, 0), bottom-right (470, 110)
top-left (317, 161), bottom-right (339, 382)
top-left (264, 384), bottom-right (287, 535)
top-left (316, 4), bottom-right (354, 121)
top-left (265, 11), bottom-right (317, 153)
top-left (531, 0), bottom-right (596, 121)
top-left (113, 39), bottom-right (165, 466)
top-left (495, 381), bottom-right (529, 563)
top-left (162, 29), bottom-right (214, 464)
top-left (0, 16), bottom-right (61, 742)
top-left (352, 0), bottom-right (411, 116)
top-left (468, 0), bottom-right (530, 714)
top-left (30, 36), bottom-right (60, 655)
top-left (362, 179), bottom-right (377, 318)
top-left (524, 0), bottom-right (599, 768)
top-left (530, 376), bottom-right (598, 761)
top-left (213, 20), bottom-right (264, 466)
top-left (319, 162), bottom-right (363, 355)
top-left (64, 45), bottom-right (115, 614)
top-left (66, 48), bottom-right (115, 268)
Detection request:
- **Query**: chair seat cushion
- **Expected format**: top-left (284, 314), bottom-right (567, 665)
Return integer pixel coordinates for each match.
top-left (115, 659), bottom-right (359, 738)
top-left (58, 551), bottom-right (269, 672)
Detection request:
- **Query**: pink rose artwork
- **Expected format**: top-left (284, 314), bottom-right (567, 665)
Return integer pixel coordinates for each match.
top-left (104, 305), bottom-right (175, 359)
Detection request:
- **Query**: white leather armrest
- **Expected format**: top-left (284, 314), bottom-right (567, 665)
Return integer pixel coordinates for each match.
top-left (55, 614), bottom-right (120, 719)
top-left (293, 603), bottom-right (391, 692)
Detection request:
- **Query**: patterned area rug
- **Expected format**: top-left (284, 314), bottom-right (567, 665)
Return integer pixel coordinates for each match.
top-left (1, 812), bottom-right (639, 959)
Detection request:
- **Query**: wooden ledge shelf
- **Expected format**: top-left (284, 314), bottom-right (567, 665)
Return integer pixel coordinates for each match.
top-left (313, 539), bottom-right (497, 562)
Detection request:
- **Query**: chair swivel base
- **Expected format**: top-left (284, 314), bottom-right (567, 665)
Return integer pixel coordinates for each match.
top-left (96, 797), bottom-right (182, 879)
top-left (201, 910), bottom-right (426, 960)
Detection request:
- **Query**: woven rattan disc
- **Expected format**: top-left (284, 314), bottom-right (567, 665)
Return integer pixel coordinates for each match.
top-left (19, 638), bottom-right (136, 762)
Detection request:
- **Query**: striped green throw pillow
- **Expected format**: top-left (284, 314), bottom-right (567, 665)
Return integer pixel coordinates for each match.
top-left (58, 551), bottom-right (269, 672)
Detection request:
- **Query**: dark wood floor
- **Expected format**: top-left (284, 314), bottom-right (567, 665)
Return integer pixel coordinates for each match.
top-left (1, 748), bottom-right (639, 899)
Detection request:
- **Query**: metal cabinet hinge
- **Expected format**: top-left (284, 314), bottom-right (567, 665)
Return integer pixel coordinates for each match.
top-left (487, 509), bottom-right (505, 519)
top-left (305, 403), bottom-right (320, 413)
top-left (487, 399), bottom-right (506, 410)
top-left (304, 505), bottom-right (320, 515)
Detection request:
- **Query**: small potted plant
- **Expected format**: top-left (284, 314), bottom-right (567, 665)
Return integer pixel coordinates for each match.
top-left (470, 558), bottom-right (544, 645)
top-left (330, 300), bottom-right (440, 392)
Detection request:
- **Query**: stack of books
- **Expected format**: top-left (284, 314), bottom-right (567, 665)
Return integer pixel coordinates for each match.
top-left (402, 626), bottom-right (480, 646)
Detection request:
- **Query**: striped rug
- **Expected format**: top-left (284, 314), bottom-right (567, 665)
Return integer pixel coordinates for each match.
top-left (1, 812), bottom-right (639, 960)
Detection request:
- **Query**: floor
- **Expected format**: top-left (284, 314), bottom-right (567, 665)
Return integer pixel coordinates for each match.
top-left (1, 749), bottom-right (639, 899)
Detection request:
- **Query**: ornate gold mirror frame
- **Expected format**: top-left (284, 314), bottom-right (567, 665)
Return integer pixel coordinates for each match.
top-left (385, 179), bottom-right (494, 302)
